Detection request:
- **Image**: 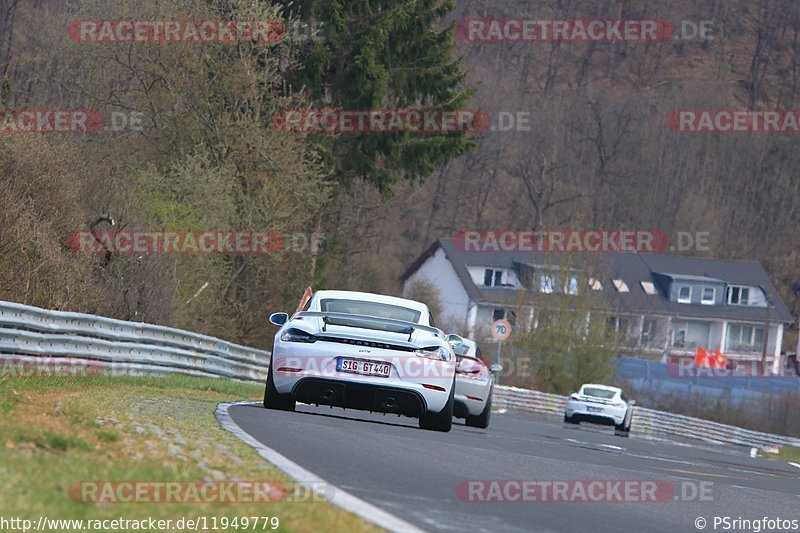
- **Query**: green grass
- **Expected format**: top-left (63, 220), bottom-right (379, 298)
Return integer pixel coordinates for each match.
top-left (775, 446), bottom-right (800, 464)
top-left (0, 374), bottom-right (376, 533)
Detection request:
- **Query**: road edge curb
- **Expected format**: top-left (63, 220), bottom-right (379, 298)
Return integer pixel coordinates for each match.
top-left (215, 401), bottom-right (425, 533)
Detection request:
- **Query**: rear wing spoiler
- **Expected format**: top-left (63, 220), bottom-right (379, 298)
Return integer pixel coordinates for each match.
top-left (295, 311), bottom-right (443, 341)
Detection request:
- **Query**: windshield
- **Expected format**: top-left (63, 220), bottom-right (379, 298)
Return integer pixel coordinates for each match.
top-left (320, 299), bottom-right (421, 323)
top-left (582, 387), bottom-right (617, 399)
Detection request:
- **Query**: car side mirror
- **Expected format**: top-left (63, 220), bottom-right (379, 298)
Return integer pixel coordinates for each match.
top-left (490, 363), bottom-right (503, 374)
top-left (447, 333), bottom-right (464, 344)
top-left (269, 312), bottom-right (289, 326)
top-left (447, 333), bottom-right (464, 350)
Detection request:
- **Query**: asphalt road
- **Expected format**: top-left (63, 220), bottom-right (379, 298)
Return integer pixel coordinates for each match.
top-left (229, 403), bottom-right (800, 533)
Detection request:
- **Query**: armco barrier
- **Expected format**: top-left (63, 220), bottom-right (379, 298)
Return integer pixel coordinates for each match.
top-left (0, 301), bottom-right (270, 382)
top-left (492, 385), bottom-right (800, 449)
top-left (1, 300), bottom-right (798, 449)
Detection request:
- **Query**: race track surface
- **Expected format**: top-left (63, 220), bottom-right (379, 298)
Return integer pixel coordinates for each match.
top-left (229, 403), bottom-right (800, 532)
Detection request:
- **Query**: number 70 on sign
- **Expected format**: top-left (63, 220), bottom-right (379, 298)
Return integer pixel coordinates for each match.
top-left (491, 319), bottom-right (511, 340)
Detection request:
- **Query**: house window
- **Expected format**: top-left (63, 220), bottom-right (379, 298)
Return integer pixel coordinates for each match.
top-left (727, 286), bottom-right (750, 305)
top-left (726, 324), bottom-right (764, 353)
top-left (564, 276), bottom-right (578, 295)
top-left (612, 279), bottom-right (629, 293)
top-left (641, 318), bottom-right (658, 346)
top-left (701, 287), bottom-right (715, 305)
top-left (677, 286), bottom-right (691, 303)
top-left (492, 309), bottom-right (505, 321)
top-left (484, 269), bottom-right (503, 287)
top-left (539, 274), bottom-right (555, 294)
top-left (589, 278), bottom-right (603, 291)
top-left (640, 281), bottom-right (657, 295)
top-left (673, 326), bottom-right (686, 348)
top-left (672, 320), bottom-right (711, 349)
top-left (507, 310), bottom-right (517, 327)
top-left (607, 316), bottom-right (630, 338)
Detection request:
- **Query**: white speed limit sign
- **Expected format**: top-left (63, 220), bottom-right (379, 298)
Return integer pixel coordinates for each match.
top-left (491, 319), bottom-right (511, 341)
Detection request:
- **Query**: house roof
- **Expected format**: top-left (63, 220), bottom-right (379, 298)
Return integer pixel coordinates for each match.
top-left (402, 238), bottom-right (793, 325)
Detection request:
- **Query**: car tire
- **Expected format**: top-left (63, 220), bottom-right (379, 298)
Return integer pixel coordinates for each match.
top-left (564, 414), bottom-right (579, 424)
top-left (419, 379), bottom-right (455, 432)
top-left (614, 408), bottom-right (632, 437)
top-left (465, 390), bottom-right (492, 429)
top-left (263, 361), bottom-right (296, 412)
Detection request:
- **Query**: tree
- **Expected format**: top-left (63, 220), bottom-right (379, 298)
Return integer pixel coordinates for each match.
top-left (285, 0), bottom-right (476, 195)
top-left (404, 279), bottom-right (444, 325)
top-left (509, 255), bottom-right (619, 394)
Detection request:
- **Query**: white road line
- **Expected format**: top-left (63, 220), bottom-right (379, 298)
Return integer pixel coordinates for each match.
top-left (216, 401), bottom-right (425, 533)
top-left (788, 462), bottom-right (800, 470)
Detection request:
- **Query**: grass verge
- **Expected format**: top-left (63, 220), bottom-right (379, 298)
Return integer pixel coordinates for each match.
top-left (0, 374), bottom-right (377, 532)
top-left (774, 446), bottom-right (800, 464)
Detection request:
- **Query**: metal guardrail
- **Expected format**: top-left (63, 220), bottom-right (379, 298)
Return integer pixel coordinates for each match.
top-left (493, 386), bottom-right (800, 449)
top-left (0, 301), bottom-right (270, 382)
top-left (1, 300), bottom-right (798, 449)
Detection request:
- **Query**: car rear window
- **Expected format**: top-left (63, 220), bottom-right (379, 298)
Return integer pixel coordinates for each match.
top-left (452, 343), bottom-right (472, 357)
top-left (582, 387), bottom-right (616, 399)
top-left (320, 299), bottom-right (421, 323)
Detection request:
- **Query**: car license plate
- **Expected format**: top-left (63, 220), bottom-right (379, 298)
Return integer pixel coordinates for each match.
top-left (337, 358), bottom-right (391, 378)
top-left (586, 406), bottom-right (603, 413)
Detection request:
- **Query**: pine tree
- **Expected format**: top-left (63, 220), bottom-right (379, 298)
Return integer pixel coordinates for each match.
top-left (286, 0), bottom-right (475, 195)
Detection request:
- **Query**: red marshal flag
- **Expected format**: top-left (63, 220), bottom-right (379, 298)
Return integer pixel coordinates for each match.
top-left (296, 287), bottom-right (313, 313)
top-left (711, 348), bottom-right (727, 369)
top-left (694, 346), bottom-right (712, 367)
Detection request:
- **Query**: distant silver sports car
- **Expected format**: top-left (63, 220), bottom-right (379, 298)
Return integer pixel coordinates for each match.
top-left (564, 384), bottom-right (635, 437)
top-left (450, 338), bottom-right (502, 429)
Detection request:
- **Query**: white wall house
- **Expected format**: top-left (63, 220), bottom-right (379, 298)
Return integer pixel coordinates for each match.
top-left (402, 239), bottom-right (794, 375)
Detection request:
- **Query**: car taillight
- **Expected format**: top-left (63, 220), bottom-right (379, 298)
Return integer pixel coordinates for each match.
top-left (280, 328), bottom-right (317, 343)
top-left (414, 346), bottom-right (452, 362)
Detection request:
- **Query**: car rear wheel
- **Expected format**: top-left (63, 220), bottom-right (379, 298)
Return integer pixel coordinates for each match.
top-left (263, 361), bottom-right (296, 411)
top-left (419, 379), bottom-right (454, 432)
top-left (614, 408), bottom-right (632, 437)
top-left (465, 390), bottom-right (492, 429)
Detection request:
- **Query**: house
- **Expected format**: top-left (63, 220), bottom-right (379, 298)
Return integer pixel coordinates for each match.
top-left (401, 238), bottom-right (793, 374)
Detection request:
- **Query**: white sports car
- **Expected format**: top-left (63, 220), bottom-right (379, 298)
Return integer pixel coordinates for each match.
top-left (564, 384), bottom-right (635, 437)
top-left (451, 338), bottom-right (501, 429)
top-left (264, 290), bottom-right (459, 432)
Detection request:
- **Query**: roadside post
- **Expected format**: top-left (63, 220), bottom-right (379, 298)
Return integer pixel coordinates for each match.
top-left (491, 319), bottom-right (511, 384)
